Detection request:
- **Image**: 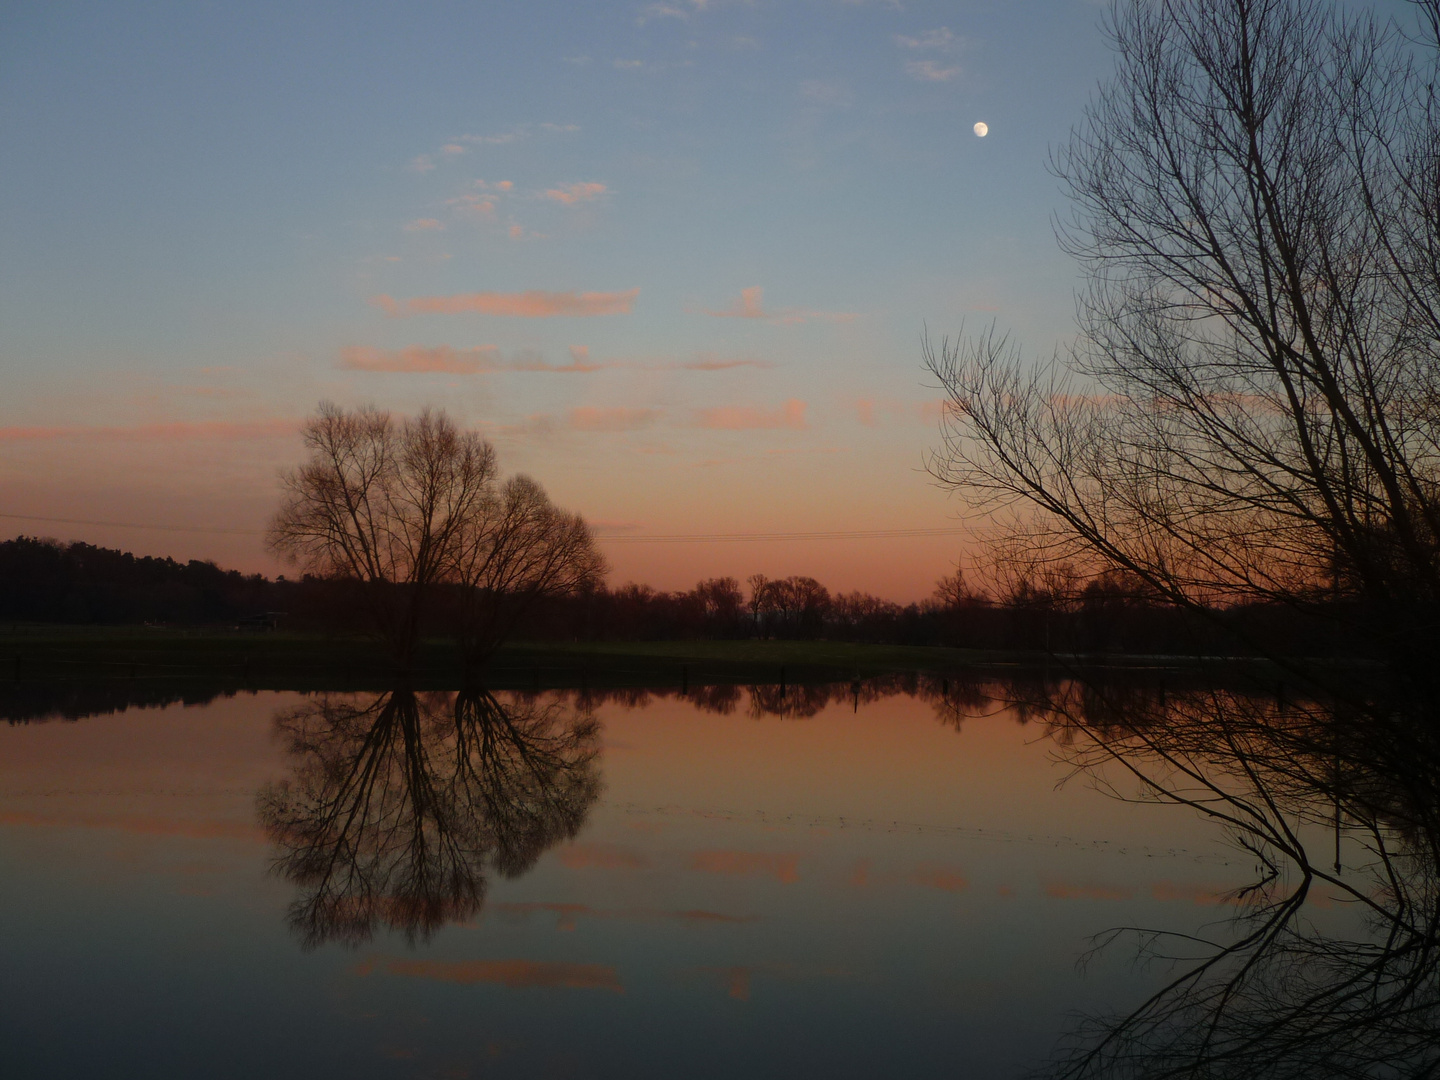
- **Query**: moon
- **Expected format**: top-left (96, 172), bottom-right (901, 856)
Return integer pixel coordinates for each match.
top-left (973, 121), bottom-right (989, 137)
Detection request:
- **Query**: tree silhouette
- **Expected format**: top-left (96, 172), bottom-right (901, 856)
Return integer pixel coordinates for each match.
top-left (256, 686), bottom-right (601, 950)
top-left (267, 403), bottom-right (603, 669)
top-left (1020, 674), bottom-right (1440, 1079)
top-left (927, 0), bottom-right (1440, 679)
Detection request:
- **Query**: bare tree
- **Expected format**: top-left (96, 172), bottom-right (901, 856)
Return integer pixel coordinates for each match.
top-left (268, 404), bottom-right (495, 662)
top-left (450, 474), bottom-right (607, 667)
top-left (268, 403), bottom-right (603, 668)
top-left (927, 0), bottom-right (1440, 675)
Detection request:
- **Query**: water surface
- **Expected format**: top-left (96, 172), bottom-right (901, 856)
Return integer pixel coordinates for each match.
top-left (0, 681), bottom-right (1328, 1078)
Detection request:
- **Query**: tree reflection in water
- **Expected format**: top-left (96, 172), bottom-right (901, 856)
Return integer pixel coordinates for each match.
top-left (256, 687), bottom-right (601, 950)
top-left (1020, 677), bottom-right (1440, 1079)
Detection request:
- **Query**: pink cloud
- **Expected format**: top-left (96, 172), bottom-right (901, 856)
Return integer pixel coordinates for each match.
top-left (694, 399), bottom-right (807, 430)
top-left (703, 286), bottom-right (857, 325)
top-left (403, 218), bottom-right (443, 232)
top-left (339, 345), bottom-right (502, 373)
top-left (567, 406), bottom-right (661, 432)
top-left (912, 863), bottom-right (968, 892)
top-left (690, 850), bottom-right (799, 884)
top-left (440, 142), bottom-right (466, 156)
top-left (855, 398), bottom-right (877, 426)
top-left (408, 154), bottom-right (435, 173)
top-left (679, 353), bottom-right (773, 371)
top-left (340, 345), bottom-right (611, 375)
top-left (448, 193), bottom-right (496, 219)
top-left (369, 288), bottom-right (639, 318)
top-left (1152, 881), bottom-right (1240, 907)
top-left (0, 419), bottom-right (298, 443)
top-left (543, 181), bottom-right (608, 205)
top-left (558, 842), bottom-right (649, 870)
top-left (917, 399), bottom-right (961, 423)
top-left (1045, 883), bottom-right (1134, 901)
top-left (706, 285), bottom-right (768, 319)
top-left (491, 901), bottom-right (756, 931)
top-left (368, 957), bottom-right (622, 993)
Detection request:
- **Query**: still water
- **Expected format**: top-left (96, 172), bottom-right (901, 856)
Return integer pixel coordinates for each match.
top-left (0, 681), bottom-right (1355, 1078)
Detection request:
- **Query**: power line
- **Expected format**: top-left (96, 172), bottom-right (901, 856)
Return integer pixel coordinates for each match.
top-left (0, 512), bottom-right (261, 536)
top-left (0, 511), bottom-right (965, 544)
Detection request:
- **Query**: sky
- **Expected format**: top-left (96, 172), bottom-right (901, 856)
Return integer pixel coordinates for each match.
top-left (0, 0), bottom-right (1119, 601)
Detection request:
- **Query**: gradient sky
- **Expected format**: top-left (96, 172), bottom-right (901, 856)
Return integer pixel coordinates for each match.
top-left (0, 0), bottom-right (1118, 599)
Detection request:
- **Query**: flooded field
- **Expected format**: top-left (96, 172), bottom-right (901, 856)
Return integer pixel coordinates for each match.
top-left (0, 680), bottom-right (1373, 1078)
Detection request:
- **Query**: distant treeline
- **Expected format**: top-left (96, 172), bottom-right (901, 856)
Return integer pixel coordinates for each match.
top-left (2, 667), bottom-right (1217, 728)
top-left (0, 536), bottom-right (1347, 657)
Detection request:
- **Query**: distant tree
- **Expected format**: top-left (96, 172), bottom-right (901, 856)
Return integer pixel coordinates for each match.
top-left (689, 577), bottom-right (746, 637)
top-left (831, 590), bottom-right (905, 642)
top-left (746, 573), bottom-right (771, 636)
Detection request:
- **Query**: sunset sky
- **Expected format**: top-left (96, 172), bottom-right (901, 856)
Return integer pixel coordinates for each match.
top-left (0, 0), bottom-right (1116, 600)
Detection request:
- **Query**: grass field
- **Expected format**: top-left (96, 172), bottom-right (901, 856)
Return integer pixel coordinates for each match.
top-left (0, 625), bottom-right (1280, 693)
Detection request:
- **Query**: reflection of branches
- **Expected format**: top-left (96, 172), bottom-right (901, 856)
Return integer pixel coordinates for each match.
top-left (548, 673), bottom-right (1022, 729)
top-left (256, 687), bottom-right (601, 950)
top-left (1015, 678), bottom-right (1440, 1079)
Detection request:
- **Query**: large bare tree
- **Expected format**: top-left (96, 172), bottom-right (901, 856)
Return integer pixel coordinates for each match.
top-left (268, 403), bottom-right (603, 666)
top-left (927, 0), bottom-right (1440, 675)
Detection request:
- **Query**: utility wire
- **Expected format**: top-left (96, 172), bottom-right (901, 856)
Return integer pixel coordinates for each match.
top-left (0, 512), bottom-right (261, 536)
top-left (0, 511), bottom-right (964, 544)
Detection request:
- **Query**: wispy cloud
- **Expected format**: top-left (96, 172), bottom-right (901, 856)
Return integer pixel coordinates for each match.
top-left (904, 59), bottom-right (961, 82)
top-left (446, 192), bottom-right (497, 219)
top-left (638, 3), bottom-right (689, 22)
top-left (694, 399), bottom-right (807, 430)
top-left (0, 419), bottom-right (299, 442)
top-left (406, 126), bottom-right (577, 173)
top-left (559, 842), bottom-right (649, 870)
top-left (403, 218), bottom-right (444, 232)
top-left (542, 181), bottom-right (608, 205)
top-left (703, 286), bottom-right (857, 325)
top-left (1045, 883), bottom-right (1134, 901)
top-left (339, 344), bottom-right (610, 374)
top-left (912, 863), bottom-right (969, 892)
top-left (360, 957), bottom-right (622, 993)
top-left (800, 79), bottom-right (854, 107)
top-left (369, 288), bottom-right (640, 318)
top-left (1152, 880), bottom-right (1242, 907)
top-left (679, 352), bottom-right (773, 371)
top-left (690, 850), bottom-right (800, 883)
top-left (895, 27), bottom-right (958, 50)
top-left (339, 345), bottom-right (502, 373)
top-left (567, 406), bottom-right (662, 432)
top-left (490, 900), bottom-right (757, 931)
top-left (706, 285), bottom-right (768, 319)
